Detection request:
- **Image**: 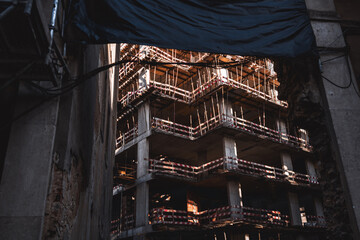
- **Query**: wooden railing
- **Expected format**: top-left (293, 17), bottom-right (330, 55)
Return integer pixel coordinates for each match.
top-left (149, 205), bottom-right (291, 227)
top-left (148, 157), bottom-right (319, 186)
top-left (118, 76), bottom-right (287, 108)
top-left (116, 116), bottom-right (311, 151)
top-left (150, 115), bottom-right (311, 150)
top-left (111, 206), bottom-right (325, 237)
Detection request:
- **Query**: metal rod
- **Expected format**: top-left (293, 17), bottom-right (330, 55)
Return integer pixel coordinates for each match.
top-left (46, 0), bottom-right (59, 64)
top-left (0, 3), bottom-right (16, 21)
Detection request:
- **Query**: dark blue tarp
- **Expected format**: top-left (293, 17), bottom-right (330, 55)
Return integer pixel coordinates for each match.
top-left (69, 0), bottom-right (316, 57)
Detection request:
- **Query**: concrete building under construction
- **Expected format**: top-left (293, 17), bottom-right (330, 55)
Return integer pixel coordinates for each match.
top-left (111, 45), bottom-right (326, 240)
top-left (1, 1), bottom-right (360, 240)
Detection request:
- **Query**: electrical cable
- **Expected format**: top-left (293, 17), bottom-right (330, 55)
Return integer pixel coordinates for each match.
top-left (321, 54), bottom-right (346, 64)
top-left (319, 49), bottom-right (360, 98)
top-left (21, 57), bottom-right (254, 96)
top-left (345, 55), bottom-right (360, 98)
top-left (321, 74), bottom-right (351, 89)
top-left (2, 56), bottom-right (252, 130)
top-left (1, 49), bottom-right (279, 130)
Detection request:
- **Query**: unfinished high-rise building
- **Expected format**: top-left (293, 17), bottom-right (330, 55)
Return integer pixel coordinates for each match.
top-left (111, 45), bottom-right (326, 240)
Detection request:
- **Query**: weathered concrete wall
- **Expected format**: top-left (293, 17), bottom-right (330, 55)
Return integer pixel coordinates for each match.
top-left (275, 9), bottom-right (360, 237)
top-left (306, 1), bottom-right (360, 239)
top-left (333, 0), bottom-right (360, 89)
top-left (0, 82), bottom-right (60, 239)
top-left (275, 1), bottom-right (360, 238)
top-left (0, 44), bottom-right (117, 240)
top-left (42, 44), bottom-right (117, 240)
top-left (276, 55), bottom-right (354, 239)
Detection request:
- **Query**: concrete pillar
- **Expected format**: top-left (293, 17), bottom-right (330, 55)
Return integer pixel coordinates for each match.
top-left (279, 136), bottom-right (301, 226)
top-left (139, 66), bottom-right (150, 90)
top-left (227, 181), bottom-right (243, 209)
top-left (276, 119), bottom-right (288, 141)
top-left (223, 136), bottom-right (242, 221)
top-left (137, 100), bottom-right (150, 136)
top-left (221, 94), bottom-right (233, 125)
top-left (281, 153), bottom-right (302, 225)
top-left (308, 159), bottom-right (325, 225)
top-left (305, 1), bottom-right (360, 237)
top-left (281, 152), bottom-right (295, 182)
top-left (281, 152), bottom-right (293, 170)
top-left (288, 192), bottom-right (302, 226)
top-left (314, 197), bottom-right (325, 222)
top-left (223, 136), bottom-right (237, 170)
top-left (135, 102), bottom-right (150, 234)
top-left (0, 84), bottom-right (59, 239)
top-left (305, 159), bottom-right (317, 179)
top-left (276, 119), bottom-right (287, 134)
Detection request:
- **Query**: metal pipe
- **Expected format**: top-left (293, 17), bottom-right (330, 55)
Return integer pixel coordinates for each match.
top-left (0, 3), bottom-right (16, 21)
top-left (24, 0), bottom-right (33, 15)
top-left (46, 0), bottom-right (59, 64)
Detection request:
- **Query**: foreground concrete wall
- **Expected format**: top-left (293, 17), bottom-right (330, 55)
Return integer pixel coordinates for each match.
top-left (0, 44), bottom-right (117, 239)
top-left (0, 83), bottom-right (60, 239)
top-left (276, 1), bottom-right (360, 238)
top-left (306, 0), bottom-right (360, 238)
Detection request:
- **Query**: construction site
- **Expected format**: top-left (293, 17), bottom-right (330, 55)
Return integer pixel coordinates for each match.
top-left (1, 1), bottom-right (360, 240)
top-left (111, 45), bottom-right (326, 240)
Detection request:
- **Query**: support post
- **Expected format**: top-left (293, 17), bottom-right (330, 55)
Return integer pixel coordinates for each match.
top-left (288, 192), bottom-right (302, 226)
top-left (281, 152), bottom-right (302, 226)
top-left (223, 136), bottom-right (242, 221)
top-left (276, 119), bottom-right (288, 142)
top-left (139, 66), bottom-right (150, 91)
top-left (134, 70), bottom-right (151, 240)
top-left (305, 159), bottom-right (318, 180)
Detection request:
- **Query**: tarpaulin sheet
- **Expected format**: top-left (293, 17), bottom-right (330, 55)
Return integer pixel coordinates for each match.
top-left (69, 0), bottom-right (316, 57)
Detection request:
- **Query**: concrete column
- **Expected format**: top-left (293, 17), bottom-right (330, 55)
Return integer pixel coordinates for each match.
top-left (306, 1), bottom-right (360, 237)
top-left (0, 84), bottom-right (59, 239)
top-left (305, 159), bottom-right (317, 179)
top-left (223, 136), bottom-right (242, 221)
top-left (276, 119), bottom-right (288, 141)
top-left (227, 181), bottom-right (243, 209)
top-left (221, 94), bottom-right (233, 125)
top-left (314, 197), bottom-right (325, 221)
top-left (139, 66), bottom-right (150, 90)
top-left (281, 152), bottom-right (293, 170)
top-left (288, 192), bottom-right (302, 226)
top-left (223, 136), bottom-right (237, 170)
top-left (280, 151), bottom-right (301, 226)
top-left (135, 102), bottom-right (150, 234)
top-left (308, 159), bottom-right (325, 225)
top-left (281, 152), bottom-right (295, 182)
top-left (137, 100), bottom-right (150, 136)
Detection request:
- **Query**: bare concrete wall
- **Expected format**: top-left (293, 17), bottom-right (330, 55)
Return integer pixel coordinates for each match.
top-left (333, 0), bottom-right (360, 89)
top-left (41, 44), bottom-right (117, 240)
top-left (275, 1), bottom-right (360, 237)
top-left (0, 43), bottom-right (117, 240)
